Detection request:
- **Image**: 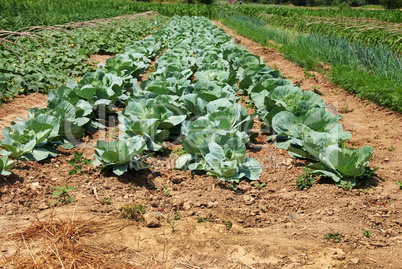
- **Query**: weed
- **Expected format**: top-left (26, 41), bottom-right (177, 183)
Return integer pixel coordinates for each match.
top-left (396, 180), bottom-right (402, 190)
top-left (304, 70), bottom-right (315, 79)
top-left (51, 186), bottom-right (76, 206)
top-left (362, 229), bottom-right (371, 238)
top-left (252, 182), bottom-right (266, 189)
top-left (311, 86), bottom-right (323, 95)
top-left (68, 151), bottom-right (92, 175)
top-left (324, 232), bottom-right (341, 243)
top-left (174, 211), bottom-right (182, 220)
top-left (172, 147), bottom-right (186, 156)
top-left (102, 197), bottom-right (111, 205)
top-left (340, 105), bottom-right (352, 113)
top-left (166, 217), bottom-right (177, 232)
top-left (239, 96), bottom-right (246, 103)
top-left (197, 216), bottom-right (206, 223)
top-left (339, 181), bottom-right (353, 190)
top-left (161, 185), bottom-right (171, 197)
top-left (388, 145), bottom-right (396, 152)
top-left (223, 220), bottom-right (233, 230)
top-left (118, 204), bottom-right (145, 221)
top-left (296, 167), bottom-right (315, 190)
top-left (246, 101), bottom-right (255, 109)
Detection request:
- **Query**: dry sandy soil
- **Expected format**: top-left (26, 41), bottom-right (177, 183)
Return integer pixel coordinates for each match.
top-left (0, 20), bottom-right (401, 268)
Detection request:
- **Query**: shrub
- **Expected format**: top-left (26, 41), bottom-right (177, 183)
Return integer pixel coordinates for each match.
top-left (380, 0), bottom-right (402, 9)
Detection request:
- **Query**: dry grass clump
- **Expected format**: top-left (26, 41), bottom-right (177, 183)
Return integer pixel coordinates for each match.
top-left (1, 211), bottom-right (143, 268)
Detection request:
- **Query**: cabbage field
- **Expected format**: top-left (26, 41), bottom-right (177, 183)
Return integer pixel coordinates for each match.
top-left (0, 12), bottom-right (401, 269)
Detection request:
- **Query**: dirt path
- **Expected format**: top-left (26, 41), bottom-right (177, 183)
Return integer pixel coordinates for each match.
top-left (0, 21), bottom-right (401, 268)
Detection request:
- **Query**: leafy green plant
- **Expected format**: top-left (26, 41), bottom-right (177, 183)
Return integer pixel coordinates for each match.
top-left (102, 197), bottom-right (111, 205)
top-left (362, 229), bottom-right (371, 238)
top-left (223, 220), bottom-right (233, 230)
top-left (252, 182), bottom-right (266, 189)
top-left (396, 181), bottom-right (402, 190)
top-left (68, 151), bottom-right (92, 175)
top-left (297, 167), bottom-right (315, 190)
top-left (118, 204), bottom-right (145, 221)
top-left (51, 186), bottom-right (76, 206)
top-left (388, 145), bottom-right (396, 152)
top-left (93, 136), bottom-right (148, 176)
top-left (0, 155), bottom-right (16, 177)
top-left (197, 216), bottom-right (206, 223)
top-left (172, 147), bottom-right (186, 156)
top-left (324, 232), bottom-right (341, 243)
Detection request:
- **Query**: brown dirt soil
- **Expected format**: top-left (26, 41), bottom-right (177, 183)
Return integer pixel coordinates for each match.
top-left (0, 21), bottom-right (402, 269)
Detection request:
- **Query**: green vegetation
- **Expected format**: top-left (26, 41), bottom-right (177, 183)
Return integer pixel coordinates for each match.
top-left (362, 228), bottom-right (371, 238)
top-left (68, 151), bottom-right (92, 175)
top-left (197, 216), bottom-right (206, 223)
top-left (324, 232), bottom-right (341, 243)
top-left (257, 14), bottom-right (402, 54)
top-left (221, 14), bottom-right (402, 113)
top-left (1, 1), bottom-right (400, 32)
top-left (0, 14), bottom-right (165, 102)
top-left (166, 216), bottom-right (178, 232)
top-left (51, 186), bottom-right (76, 206)
top-left (297, 167), bottom-right (315, 190)
top-left (0, 16), bottom-right (376, 189)
top-left (396, 180), bottom-right (402, 190)
top-left (223, 220), bottom-right (233, 230)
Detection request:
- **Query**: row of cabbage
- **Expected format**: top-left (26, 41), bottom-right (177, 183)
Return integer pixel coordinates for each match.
top-left (0, 16), bottom-right (374, 188)
top-left (0, 21), bottom-right (169, 175)
top-left (94, 17), bottom-right (263, 185)
top-left (94, 16), bottom-right (375, 187)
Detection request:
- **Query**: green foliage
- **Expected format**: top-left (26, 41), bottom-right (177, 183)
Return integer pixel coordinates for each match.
top-left (197, 216), bottom-right (206, 223)
top-left (0, 15), bottom-right (164, 103)
top-left (297, 167), bottom-right (315, 190)
top-left (222, 14), bottom-right (402, 113)
top-left (252, 182), bottom-right (266, 189)
top-left (380, 0), bottom-right (402, 9)
top-left (0, 155), bottom-right (16, 176)
top-left (93, 137), bottom-right (148, 176)
top-left (68, 151), bottom-right (92, 175)
top-left (396, 181), bottom-right (402, 190)
top-left (324, 232), bottom-right (341, 243)
top-left (223, 220), bottom-right (233, 230)
top-left (119, 204), bottom-right (145, 221)
top-left (102, 197), bottom-right (111, 205)
top-left (362, 229), bottom-right (371, 238)
top-left (51, 186), bottom-right (76, 206)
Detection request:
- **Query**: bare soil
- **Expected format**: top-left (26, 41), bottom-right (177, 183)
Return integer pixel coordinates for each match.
top-left (0, 21), bottom-right (401, 268)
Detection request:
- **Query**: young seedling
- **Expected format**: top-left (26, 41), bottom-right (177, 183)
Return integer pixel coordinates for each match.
top-left (166, 217), bottom-right (177, 232)
top-left (68, 151), bottom-right (92, 175)
top-left (161, 185), bottom-right (171, 197)
top-left (197, 216), bottom-right (206, 223)
top-left (51, 186), bottom-right (76, 206)
top-left (102, 197), bottom-right (111, 205)
top-left (118, 204), bottom-right (145, 221)
top-left (362, 229), bottom-right (371, 238)
top-left (223, 220), bottom-right (233, 230)
top-left (252, 182), bottom-right (266, 189)
top-left (324, 232), bottom-right (341, 243)
top-left (174, 211), bottom-right (182, 220)
top-left (388, 145), bottom-right (396, 152)
top-left (296, 167), bottom-right (315, 190)
top-left (396, 180), bottom-right (402, 190)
